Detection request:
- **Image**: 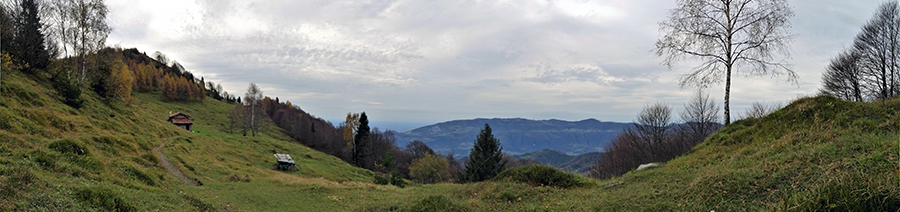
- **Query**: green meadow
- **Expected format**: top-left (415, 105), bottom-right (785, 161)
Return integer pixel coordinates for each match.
top-left (1, 68), bottom-right (898, 211)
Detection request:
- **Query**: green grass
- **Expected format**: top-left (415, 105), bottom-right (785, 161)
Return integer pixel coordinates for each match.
top-left (2, 66), bottom-right (898, 211)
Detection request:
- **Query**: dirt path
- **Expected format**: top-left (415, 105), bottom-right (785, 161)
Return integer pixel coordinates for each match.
top-left (155, 138), bottom-right (199, 186)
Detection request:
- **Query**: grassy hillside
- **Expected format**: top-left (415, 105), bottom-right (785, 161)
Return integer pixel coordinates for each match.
top-left (0, 70), bottom-right (373, 211)
top-left (2, 65), bottom-right (898, 211)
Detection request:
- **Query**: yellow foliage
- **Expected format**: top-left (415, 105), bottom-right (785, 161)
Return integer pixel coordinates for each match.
top-left (343, 113), bottom-right (360, 148)
top-left (108, 61), bottom-right (134, 102)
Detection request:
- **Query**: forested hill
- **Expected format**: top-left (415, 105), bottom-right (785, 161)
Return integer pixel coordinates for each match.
top-left (394, 118), bottom-right (629, 155)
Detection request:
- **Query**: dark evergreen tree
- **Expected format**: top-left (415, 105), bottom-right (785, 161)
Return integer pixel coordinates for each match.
top-left (0, 6), bottom-right (13, 55)
top-left (353, 112), bottom-right (370, 167)
top-left (12, 0), bottom-right (50, 72)
top-left (463, 124), bottom-right (507, 182)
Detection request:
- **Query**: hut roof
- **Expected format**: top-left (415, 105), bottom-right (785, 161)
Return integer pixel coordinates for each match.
top-left (167, 112), bottom-right (193, 125)
top-left (274, 154), bottom-right (295, 164)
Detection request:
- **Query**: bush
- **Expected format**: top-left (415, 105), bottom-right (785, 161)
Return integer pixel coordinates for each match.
top-left (373, 174), bottom-right (390, 185)
top-left (49, 139), bottom-right (89, 156)
top-left (51, 68), bottom-right (82, 108)
top-left (75, 187), bottom-right (135, 212)
top-left (373, 171), bottom-right (406, 188)
top-left (408, 195), bottom-right (468, 212)
top-left (494, 164), bottom-right (593, 188)
top-left (409, 154), bottom-right (450, 184)
top-left (390, 171), bottom-right (405, 188)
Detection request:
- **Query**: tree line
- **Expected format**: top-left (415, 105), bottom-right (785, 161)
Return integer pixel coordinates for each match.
top-left (250, 89), bottom-right (518, 184)
top-left (821, 2), bottom-right (900, 102)
top-left (591, 90), bottom-right (722, 179)
top-left (0, 0), bottom-right (238, 107)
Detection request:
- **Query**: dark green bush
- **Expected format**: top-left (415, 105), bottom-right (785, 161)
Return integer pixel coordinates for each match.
top-left (51, 69), bottom-right (82, 108)
top-left (373, 174), bottom-right (389, 185)
top-left (408, 195), bottom-right (468, 212)
top-left (390, 171), bottom-right (405, 188)
top-left (493, 164), bottom-right (593, 188)
top-left (49, 139), bottom-right (89, 156)
top-left (75, 187), bottom-right (134, 212)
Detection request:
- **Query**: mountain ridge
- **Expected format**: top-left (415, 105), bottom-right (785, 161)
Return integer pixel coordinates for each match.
top-left (395, 118), bottom-right (630, 155)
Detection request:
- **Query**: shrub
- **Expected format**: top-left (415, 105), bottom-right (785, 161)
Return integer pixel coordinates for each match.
top-left (75, 187), bottom-right (135, 212)
top-left (49, 139), bottom-right (89, 156)
top-left (51, 68), bottom-right (82, 108)
top-left (390, 171), bottom-right (405, 188)
top-left (494, 164), bottom-right (593, 188)
top-left (409, 154), bottom-right (450, 184)
top-left (373, 174), bottom-right (389, 185)
top-left (408, 195), bottom-right (468, 212)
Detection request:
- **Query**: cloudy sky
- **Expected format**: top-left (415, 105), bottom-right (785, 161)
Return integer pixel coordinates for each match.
top-left (106, 0), bottom-right (886, 131)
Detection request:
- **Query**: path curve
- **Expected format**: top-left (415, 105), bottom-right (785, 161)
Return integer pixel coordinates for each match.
top-left (155, 138), bottom-right (199, 186)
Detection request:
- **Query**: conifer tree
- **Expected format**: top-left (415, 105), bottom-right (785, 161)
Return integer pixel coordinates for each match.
top-left (12, 0), bottom-right (50, 72)
top-left (463, 124), bottom-right (506, 182)
top-left (353, 112), bottom-right (370, 167)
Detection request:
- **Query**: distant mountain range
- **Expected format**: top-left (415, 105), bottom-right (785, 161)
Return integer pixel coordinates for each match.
top-left (513, 149), bottom-right (601, 174)
top-left (394, 118), bottom-right (630, 155)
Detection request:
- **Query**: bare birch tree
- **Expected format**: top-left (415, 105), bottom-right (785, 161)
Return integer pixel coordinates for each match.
top-left (656, 0), bottom-right (796, 125)
top-left (243, 83), bottom-right (263, 136)
top-left (61, 0), bottom-right (109, 91)
top-left (680, 89), bottom-right (720, 142)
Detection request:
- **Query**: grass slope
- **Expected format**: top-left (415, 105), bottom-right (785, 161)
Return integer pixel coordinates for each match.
top-left (2, 67), bottom-right (898, 211)
top-left (0, 70), bottom-right (373, 211)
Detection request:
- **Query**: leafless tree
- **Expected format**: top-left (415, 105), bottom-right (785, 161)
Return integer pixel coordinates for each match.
top-left (854, 1), bottom-right (900, 100)
top-left (656, 0), bottom-right (796, 125)
top-left (227, 104), bottom-right (244, 134)
top-left (243, 83), bottom-right (263, 136)
top-left (634, 103), bottom-right (673, 147)
top-left (405, 140), bottom-right (435, 160)
top-left (152, 51), bottom-right (169, 66)
top-left (44, 0), bottom-right (71, 57)
top-left (821, 51), bottom-right (865, 101)
top-left (67, 0), bottom-right (110, 90)
top-left (680, 89), bottom-right (721, 142)
top-left (743, 101), bottom-right (776, 119)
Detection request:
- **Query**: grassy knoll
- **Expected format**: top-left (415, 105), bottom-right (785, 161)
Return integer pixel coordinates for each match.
top-left (2, 66), bottom-right (898, 211)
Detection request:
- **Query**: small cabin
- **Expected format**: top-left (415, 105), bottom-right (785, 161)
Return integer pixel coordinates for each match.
top-left (167, 112), bottom-right (193, 131)
top-left (273, 154), bottom-right (296, 171)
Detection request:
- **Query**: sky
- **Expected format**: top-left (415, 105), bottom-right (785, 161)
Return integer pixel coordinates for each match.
top-left (105, 0), bottom-right (888, 131)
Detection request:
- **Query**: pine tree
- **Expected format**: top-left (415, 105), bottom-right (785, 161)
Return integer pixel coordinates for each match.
top-left (12, 0), bottom-right (50, 72)
top-left (463, 124), bottom-right (507, 182)
top-left (353, 112), bottom-right (370, 167)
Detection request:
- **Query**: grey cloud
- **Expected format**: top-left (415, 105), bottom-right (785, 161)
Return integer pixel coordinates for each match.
top-left (106, 0), bottom-right (890, 124)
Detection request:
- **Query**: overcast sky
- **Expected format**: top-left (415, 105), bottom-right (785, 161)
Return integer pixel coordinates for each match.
top-left (105, 0), bottom-right (887, 130)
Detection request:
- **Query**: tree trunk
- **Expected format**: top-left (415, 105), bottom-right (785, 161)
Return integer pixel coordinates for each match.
top-left (251, 103), bottom-right (256, 136)
top-left (724, 65), bottom-right (732, 125)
